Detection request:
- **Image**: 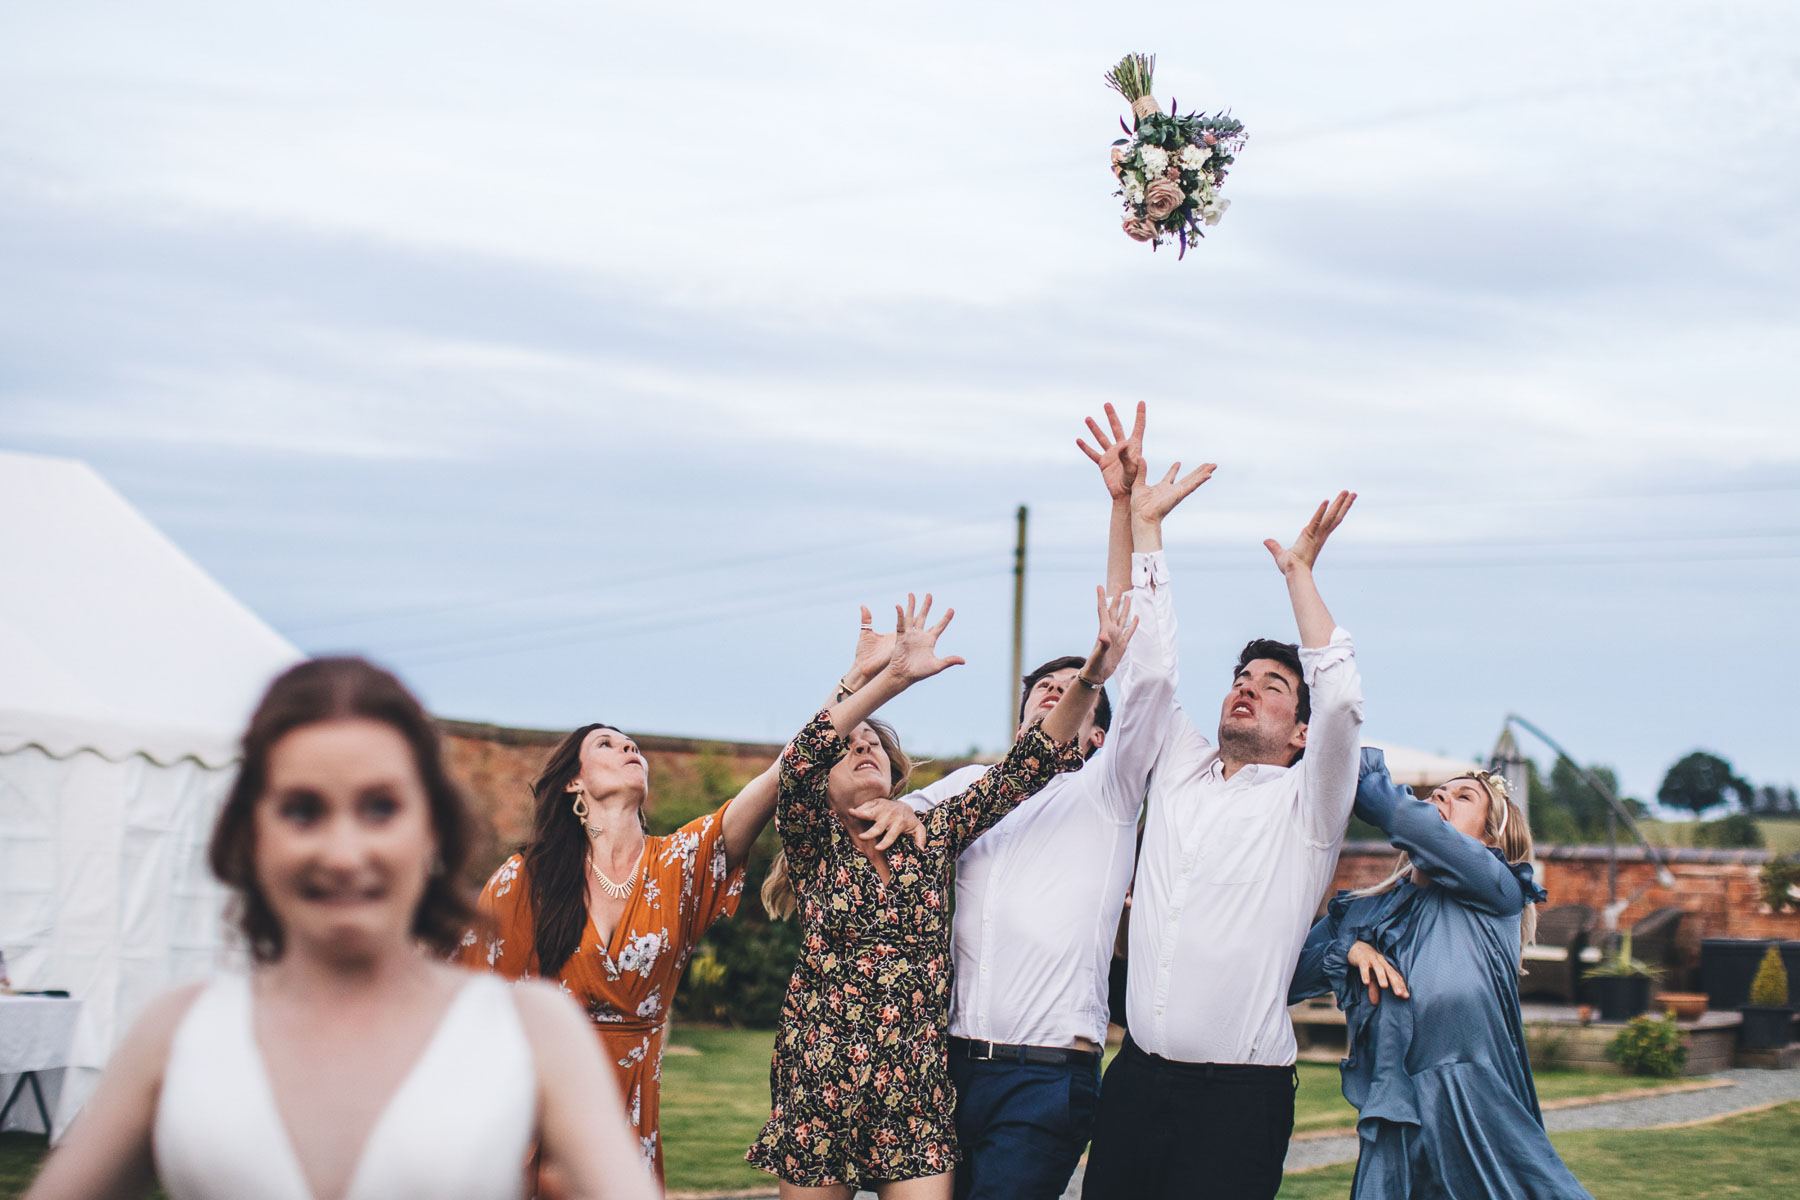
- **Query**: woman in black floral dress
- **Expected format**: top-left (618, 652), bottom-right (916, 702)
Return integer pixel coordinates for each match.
top-left (747, 589), bottom-right (1137, 1198)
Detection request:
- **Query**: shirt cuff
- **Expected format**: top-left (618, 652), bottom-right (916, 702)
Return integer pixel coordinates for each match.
top-left (1297, 626), bottom-right (1354, 684)
top-left (1131, 550), bottom-right (1169, 590)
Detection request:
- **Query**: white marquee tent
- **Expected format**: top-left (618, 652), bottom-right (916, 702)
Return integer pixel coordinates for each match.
top-left (0, 450), bottom-right (299, 1133)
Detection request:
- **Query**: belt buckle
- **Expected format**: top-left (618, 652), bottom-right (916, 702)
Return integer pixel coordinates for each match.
top-left (968, 1039), bottom-right (997, 1061)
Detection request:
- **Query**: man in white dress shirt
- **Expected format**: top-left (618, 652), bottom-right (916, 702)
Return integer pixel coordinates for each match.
top-left (863, 405), bottom-right (1211, 1200)
top-left (1081, 488), bottom-right (1361, 1200)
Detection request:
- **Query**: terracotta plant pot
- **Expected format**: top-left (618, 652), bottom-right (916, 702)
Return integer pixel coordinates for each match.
top-left (1656, 992), bottom-right (1708, 1021)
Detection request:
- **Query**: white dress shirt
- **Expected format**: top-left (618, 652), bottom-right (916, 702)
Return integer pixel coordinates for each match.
top-left (1126, 572), bottom-right (1364, 1066)
top-left (905, 551), bottom-right (1178, 1049)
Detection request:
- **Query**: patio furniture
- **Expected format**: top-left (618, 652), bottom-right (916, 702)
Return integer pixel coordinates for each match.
top-left (1520, 903), bottom-right (1594, 1002)
top-left (1631, 905), bottom-right (1686, 978)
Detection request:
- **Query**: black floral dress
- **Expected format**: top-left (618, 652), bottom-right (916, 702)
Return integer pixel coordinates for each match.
top-left (746, 710), bottom-right (1084, 1188)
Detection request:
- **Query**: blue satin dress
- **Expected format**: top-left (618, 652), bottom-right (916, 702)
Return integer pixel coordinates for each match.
top-left (1289, 750), bottom-right (1591, 1199)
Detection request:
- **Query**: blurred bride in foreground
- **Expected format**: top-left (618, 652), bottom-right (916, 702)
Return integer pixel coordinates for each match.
top-left (26, 657), bottom-right (654, 1200)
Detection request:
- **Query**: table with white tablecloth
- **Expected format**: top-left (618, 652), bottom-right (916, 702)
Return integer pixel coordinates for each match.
top-left (0, 994), bottom-right (106, 1143)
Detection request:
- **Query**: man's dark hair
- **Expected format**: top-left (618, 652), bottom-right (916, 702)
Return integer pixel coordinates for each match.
top-left (1019, 655), bottom-right (1112, 735)
top-left (1234, 638), bottom-right (1310, 725)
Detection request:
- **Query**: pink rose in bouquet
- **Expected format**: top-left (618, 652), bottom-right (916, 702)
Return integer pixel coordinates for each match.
top-left (1122, 216), bottom-right (1158, 242)
top-left (1144, 178), bottom-right (1184, 221)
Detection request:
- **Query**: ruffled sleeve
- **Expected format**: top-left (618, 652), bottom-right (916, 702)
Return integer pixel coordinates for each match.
top-left (925, 721), bottom-right (1086, 859)
top-left (1508, 853), bottom-right (1548, 905)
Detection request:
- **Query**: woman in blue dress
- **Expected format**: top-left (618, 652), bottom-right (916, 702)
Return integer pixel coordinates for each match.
top-left (1289, 748), bottom-right (1591, 1199)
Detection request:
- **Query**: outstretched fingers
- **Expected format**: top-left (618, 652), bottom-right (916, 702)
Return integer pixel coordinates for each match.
top-left (1321, 490), bottom-right (1357, 535)
top-left (1174, 462), bottom-right (1217, 501)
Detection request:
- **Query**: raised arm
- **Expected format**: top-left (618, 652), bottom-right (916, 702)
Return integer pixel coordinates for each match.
top-left (926, 587), bottom-right (1137, 854)
top-left (1266, 492), bottom-right (1365, 847)
top-left (722, 597), bottom-right (925, 868)
top-left (1355, 749), bottom-right (1535, 916)
top-left (1077, 400), bottom-right (1145, 598)
top-left (827, 592), bottom-right (964, 736)
top-left (1088, 448), bottom-right (1215, 818)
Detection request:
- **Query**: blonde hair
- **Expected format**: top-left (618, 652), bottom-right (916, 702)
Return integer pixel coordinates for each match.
top-left (762, 718), bottom-right (913, 920)
top-left (1349, 770), bottom-right (1539, 954)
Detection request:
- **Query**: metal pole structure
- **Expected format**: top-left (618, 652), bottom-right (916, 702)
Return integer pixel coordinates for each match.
top-left (1505, 712), bottom-right (1676, 888)
top-left (1010, 505), bottom-right (1028, 746)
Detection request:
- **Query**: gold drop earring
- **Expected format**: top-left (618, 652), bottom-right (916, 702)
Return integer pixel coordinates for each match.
top-left (570, 785), bottom-right (590, 822)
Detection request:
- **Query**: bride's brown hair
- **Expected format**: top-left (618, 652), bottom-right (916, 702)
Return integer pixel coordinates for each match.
top-left (209, 657), bottom-right (477, 963)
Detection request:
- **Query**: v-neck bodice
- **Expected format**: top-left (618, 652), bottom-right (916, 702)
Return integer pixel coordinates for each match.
top-left (153, 974), bottom-right (535, 1200)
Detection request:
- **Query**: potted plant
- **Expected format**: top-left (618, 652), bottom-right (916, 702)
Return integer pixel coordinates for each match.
top-left (1585, 932), bottom-right (1660, 1021)
top-left (1739, 944), bottom-right (1794, 1050)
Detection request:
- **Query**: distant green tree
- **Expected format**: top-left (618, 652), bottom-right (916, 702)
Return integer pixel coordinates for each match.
top-left (1657, 751), bottom-right (1752, 818)
top-left (1750, 784), bottom-right (1799, 818)
top-left (1529, 757), bottom-right (1640, 843)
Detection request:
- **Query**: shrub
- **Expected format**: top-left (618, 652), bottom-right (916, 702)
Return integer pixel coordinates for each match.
top-left (1762, 857), bottom-right (1800, 914)
top-left (1605, 1014), bottom-right (1688, 1077)
top-left (1749, 944), bottom-right (1790, 1008)
top-left (1693, 812), bottom-right (1764, 849)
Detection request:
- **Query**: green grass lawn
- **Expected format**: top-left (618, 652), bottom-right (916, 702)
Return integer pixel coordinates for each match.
top-left (657, 1029), bottom-right (1678, 1191)
top-left (661, 1026), bottom-right (782, 1192)
top-left (1639, 818), bottom-right (1800, 855)
top-left (1278, 1100), bottom-right (1800, 1199)
top-left (0, 1031), bottom-right (1774, 1198)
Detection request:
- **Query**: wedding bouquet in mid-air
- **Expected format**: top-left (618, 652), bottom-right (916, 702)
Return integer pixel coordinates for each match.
top-left (1105, 53), bottom-right (1246, 256)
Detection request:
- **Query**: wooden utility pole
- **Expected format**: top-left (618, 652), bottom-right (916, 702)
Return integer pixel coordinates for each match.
top-left (1009, 504), bottom-right (1027, 744)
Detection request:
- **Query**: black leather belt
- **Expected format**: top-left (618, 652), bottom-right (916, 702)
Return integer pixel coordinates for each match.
top-left (950, 1037), bottom-right (1102, 1067)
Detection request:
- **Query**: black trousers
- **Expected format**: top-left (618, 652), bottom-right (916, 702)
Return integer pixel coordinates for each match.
top-left (1081, 1036), bottom-right (1297, 1200)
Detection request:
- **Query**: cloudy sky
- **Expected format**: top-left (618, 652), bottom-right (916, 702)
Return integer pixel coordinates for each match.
top-left (4, 1), bottom-right (1796, 806)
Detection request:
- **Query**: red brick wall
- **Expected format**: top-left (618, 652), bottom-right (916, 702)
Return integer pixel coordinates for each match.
top-left (1328, 842), bottom-right (1800, 974)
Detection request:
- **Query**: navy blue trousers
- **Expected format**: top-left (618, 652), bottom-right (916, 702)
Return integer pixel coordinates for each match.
top-left (949, 1054), bottom-right (1100, 1200)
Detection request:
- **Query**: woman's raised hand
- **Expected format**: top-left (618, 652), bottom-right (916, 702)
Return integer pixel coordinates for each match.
top-left (1347, 940), bottom-right (1408, 1007)
top-left (880, 593), bottom-right (965, 686)
top-left (845, 605), bottom-right (896, 691)
top-left (1082, 586), bottom-right (1139, 685)
top-left (1265, 490), bottom-right (1355, 577)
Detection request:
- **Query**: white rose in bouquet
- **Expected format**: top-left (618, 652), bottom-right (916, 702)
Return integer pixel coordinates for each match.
top-left (1178, 143), bottom-right (1211, 171)
top-left (1202, 197), bottom-right (1231, 225)
top-left (1139, 145), bottom-right (1170, 177)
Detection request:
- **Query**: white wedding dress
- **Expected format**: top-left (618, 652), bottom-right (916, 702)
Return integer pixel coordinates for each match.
top-left (153, 973), bottom-right (535, 1200)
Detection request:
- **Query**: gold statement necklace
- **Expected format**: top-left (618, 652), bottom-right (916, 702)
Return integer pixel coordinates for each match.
top-left (585, 827), bottom-right (643, 900)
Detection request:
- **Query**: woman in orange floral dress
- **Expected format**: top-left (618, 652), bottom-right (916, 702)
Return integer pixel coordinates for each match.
top-left (465, 687), bottom-right (926, 1180)
top-left (462, 721), bottom-right (775, 1180)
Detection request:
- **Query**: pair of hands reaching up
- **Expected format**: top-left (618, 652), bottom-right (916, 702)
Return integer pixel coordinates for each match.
top-left (836, 586), bottom-right (1140, 852)
top-left (1076, 400), bottom-right (1356, 576)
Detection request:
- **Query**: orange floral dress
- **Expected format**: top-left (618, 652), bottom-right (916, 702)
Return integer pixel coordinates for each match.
top-left (461, 800), bottom-right (745, 1180)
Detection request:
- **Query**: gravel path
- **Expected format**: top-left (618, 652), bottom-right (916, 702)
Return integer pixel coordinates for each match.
top-left (754, 1069), bottom-right (1800, 1199)
top-left (1277, 1067), bottom-right (1800, 1174)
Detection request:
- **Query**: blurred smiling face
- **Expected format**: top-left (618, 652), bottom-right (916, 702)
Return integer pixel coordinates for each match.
top-left (254, 718), bottom-right (436, 961)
